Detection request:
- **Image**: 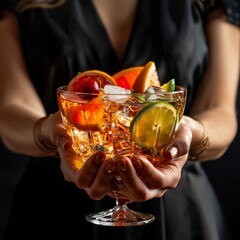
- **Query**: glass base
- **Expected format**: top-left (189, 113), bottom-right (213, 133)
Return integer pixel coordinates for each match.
top-left (86, 204), bottom-right (155, 227)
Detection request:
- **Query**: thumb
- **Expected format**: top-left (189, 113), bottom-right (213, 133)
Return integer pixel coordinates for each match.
top-left (54, 133), bottom-right (72, 150)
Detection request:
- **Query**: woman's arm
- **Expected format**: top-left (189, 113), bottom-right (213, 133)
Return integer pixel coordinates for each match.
top-left (0, 12), bottom-right (58, 157)
top-left (188, 15), bottom-right (240, 161)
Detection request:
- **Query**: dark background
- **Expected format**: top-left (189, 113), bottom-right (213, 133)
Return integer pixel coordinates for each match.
top-left (203, 83), bottom-right (240, 240)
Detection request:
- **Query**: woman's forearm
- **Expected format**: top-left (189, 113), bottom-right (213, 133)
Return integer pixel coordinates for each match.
top-left (0, 103), bottom-right (47, 156)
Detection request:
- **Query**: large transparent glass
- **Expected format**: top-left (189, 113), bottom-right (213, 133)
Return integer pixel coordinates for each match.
top-left (57, 85), bottom-right (187, 226)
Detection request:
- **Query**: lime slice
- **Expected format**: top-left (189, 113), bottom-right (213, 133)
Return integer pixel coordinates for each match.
top-left (130, 102), bottom-right (178, 148)
top-left (161, 79), bottom-right (175, 92)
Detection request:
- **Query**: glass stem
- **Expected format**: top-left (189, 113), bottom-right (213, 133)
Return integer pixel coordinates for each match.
top-left (116, 198), bottom-right (129, 206)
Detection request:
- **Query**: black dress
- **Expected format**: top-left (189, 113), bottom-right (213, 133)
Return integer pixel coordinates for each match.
top-left (0, 0), bottom-right (239, 239)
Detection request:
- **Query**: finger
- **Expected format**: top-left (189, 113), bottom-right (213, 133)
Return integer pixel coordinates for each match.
top-left (116, 156), bottom-right (151, 201)
top-left (75, 151), bottom-right (106, 189)
top-left (131, 155), bottom-right (168, 189)
top-left (107, 192), bottom-right (128, 199)
top-left (163, 122), bottom-right (192, 159)
top-left (44, 112), bottom-right (71, 149)
top-left (131, 154), bottom-right (186, 190)
top-left (116, 155), bottom-right (168, 200)
top-left (86, 158), bottom-right (117, 200)
top-left (55, 134), bottom-right (72, 150)
top-left (58, 146), bottom-right (81, 182)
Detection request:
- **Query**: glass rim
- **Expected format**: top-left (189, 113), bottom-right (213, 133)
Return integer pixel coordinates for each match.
top-left (57, 85), bottom-right (187, 96)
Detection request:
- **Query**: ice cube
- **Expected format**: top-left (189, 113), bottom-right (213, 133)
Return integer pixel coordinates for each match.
top-left (103, 85), bottom-right (131, 102)
top-left (145, 86), bottom-right (166, 94)
top-left (104, 85), bottom-right (131, 94)
top-left (145, 86), bottom-right (172, 102)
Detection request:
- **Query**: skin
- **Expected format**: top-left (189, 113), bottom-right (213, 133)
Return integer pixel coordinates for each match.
top-left (0, 1), bottom-right (239, 202)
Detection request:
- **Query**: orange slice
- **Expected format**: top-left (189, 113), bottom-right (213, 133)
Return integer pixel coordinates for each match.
top-left (67, 70), bottom-right (117, 92)
top-left (66, 94), bottom-right (107, 131)
top-left (132, 61), bottom-right (160, 93)
top-left (112, 66), bottom-right (143, 89)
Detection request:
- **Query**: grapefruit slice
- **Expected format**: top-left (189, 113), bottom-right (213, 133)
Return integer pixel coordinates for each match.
top-left (67, 70), bottom-right (117, 93)
top-left (132, 61), bottom-right (160, 93)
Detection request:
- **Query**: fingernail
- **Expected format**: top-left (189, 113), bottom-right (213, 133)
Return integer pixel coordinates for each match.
top-left (165, 146), bottom-right (178, 159)
top-left (162, 146), bottom-right (178, 159)
top-left (117, 158), bottom-right (126, 172)
top-left (169, 146), bottom-right (178, 158)
top-left (59, 137), bottom-right (71, 149)
top-left (132, 159), bottom-right (142, 169)
top-left (94, 151), bottom-right (105, 165)
top-left (105, 163), bottom-right (116, 174)
top-left (114, 175), bottom-right (123, 184)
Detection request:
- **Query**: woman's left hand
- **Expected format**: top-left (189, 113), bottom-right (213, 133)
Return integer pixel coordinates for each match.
top-left (111, 121), bottom-right (192, 201)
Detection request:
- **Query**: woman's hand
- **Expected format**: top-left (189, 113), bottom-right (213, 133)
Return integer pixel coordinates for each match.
top-left (112, 121), bottom-right (192, 202)
top-left (57, 119), bottom-right (192, 202)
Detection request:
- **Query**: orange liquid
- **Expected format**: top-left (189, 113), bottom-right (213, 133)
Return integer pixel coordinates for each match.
top-left (57, 87), bottom-right (186, 167)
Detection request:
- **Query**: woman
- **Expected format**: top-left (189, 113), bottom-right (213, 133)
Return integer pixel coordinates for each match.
top-left (0, 0), bottom-right (239, 239)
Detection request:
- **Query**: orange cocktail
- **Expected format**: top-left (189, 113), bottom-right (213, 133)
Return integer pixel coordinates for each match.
top-left (57, 84), bottom-right (186, 166)
top-left (57, 61), bottom-right (187, 226)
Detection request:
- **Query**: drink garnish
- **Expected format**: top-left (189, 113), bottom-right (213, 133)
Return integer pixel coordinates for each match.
top-left (67, 70), bottom-right (117, 94)
top-left (161, 79), bottom-right (175, 92)
top-left (132, 61), bottom-right (160, 93)
top-left (112, 66), bottom-right (143, 89)
top-left (130, 102), bottom-right (178, 148)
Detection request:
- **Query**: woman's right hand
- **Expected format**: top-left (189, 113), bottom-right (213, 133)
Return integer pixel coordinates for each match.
top-left (58, 147), bottom-right (118, 200)
top-left (41, 111), bottom-right (116, 199)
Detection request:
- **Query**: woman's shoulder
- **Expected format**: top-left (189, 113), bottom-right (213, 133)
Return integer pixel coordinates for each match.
top-left (194, 0), bottom-right (240, 27)
top-left (0, 0), bottom-right (16, 19)
top-left (0, 0), bottom-right (15, 11)
top-left (223, 0), bottom-right (240, 26)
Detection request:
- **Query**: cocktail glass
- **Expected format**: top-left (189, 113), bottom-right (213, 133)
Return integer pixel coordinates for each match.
top-left (57, 85), bottom-right (187, 227)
